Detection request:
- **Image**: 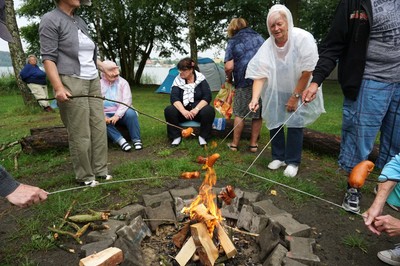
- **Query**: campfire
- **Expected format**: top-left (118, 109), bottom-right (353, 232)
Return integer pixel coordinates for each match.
top-left (173, 153), bottom-right (237, 265)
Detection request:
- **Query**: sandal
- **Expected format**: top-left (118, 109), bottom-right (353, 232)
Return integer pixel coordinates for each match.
top-left (227, 143), bottom-right (238, 151)
top-left (133, 141), bottom-right (143, 150)
top-left (249, 145), bottom-right (258, 153)
top-left (121, 142), bottom-right (132, 152)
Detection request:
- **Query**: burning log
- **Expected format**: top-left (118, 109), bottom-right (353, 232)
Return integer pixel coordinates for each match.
top-left (191, 223), bottom-right (219, 266)
top-left (216, 223), bottom-right (237, 258)
top-left (172, 223), bottom-right (191, 248)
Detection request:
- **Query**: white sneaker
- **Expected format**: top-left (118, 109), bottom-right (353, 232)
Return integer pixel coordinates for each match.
top-left (284, 164), bottom-right (299, 177)
top-left (378, 244), bottom-right (400, 265)
top-left (268, 160), bottom-right (286, 170)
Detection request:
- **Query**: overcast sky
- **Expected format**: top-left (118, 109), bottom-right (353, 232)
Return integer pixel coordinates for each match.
top-left (0, 0), bottom-right (223, 59)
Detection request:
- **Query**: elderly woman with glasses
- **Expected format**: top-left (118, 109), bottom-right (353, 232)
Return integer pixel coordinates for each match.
top-left (101, 61), bottom-right (142, 152)
top-left (164, 57), bottom-right (215, 147)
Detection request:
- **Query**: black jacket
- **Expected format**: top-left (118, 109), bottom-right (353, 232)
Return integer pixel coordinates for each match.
top-left (311, 0), bottom-right (372, 101)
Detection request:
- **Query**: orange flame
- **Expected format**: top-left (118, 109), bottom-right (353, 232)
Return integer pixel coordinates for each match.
top-left (182, 154), bottom-right (222, 237)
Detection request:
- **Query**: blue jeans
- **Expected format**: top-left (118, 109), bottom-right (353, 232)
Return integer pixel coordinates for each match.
top-left (106, 109), bottom-right (141, 143)
top-left (339, 79), bottom-right (400, 173)
top-left (269, 127), bottom-right (303, 165)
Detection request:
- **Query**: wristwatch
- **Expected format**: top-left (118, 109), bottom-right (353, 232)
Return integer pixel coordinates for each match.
top-left (291, 92), bottom-right (301, 98)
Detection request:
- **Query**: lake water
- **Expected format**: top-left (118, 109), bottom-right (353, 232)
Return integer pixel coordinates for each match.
top-left (0, 66), bottom-right (171, 85)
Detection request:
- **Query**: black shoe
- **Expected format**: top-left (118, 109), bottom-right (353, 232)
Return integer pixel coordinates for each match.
top-left (96, 174), bottom-right (112, 180)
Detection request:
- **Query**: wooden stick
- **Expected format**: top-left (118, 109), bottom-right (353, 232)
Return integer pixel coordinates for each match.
top-left (216, 223), bottom-right (237, 259)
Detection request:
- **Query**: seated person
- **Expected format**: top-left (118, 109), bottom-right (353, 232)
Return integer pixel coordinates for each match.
top-left (363, 153), bottom-right (400, 265)
top-left (19, 54), bottom-right (53, 112)
top-left (164, 57), bottom-right (215, 146)
top-left (100, 61), bottom-right (142, 152)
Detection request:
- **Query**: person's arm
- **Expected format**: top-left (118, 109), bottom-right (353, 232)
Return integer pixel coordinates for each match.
top-left (373, 215), bottom-right (400, 237)
top-left (303, 0), bottom-right (349, 103)
top-left (286, 71), bottom-right (311, 112)
top-left (224, 60), bottom-right (234, 83)
top-left (170, 86), bottom-right (193, 120)
top-left (0, 166), bottom-right (48, 208)
top-left (363, 181), bottom-right (397, 235)
top-left (43, 60), bottom-right (71, 102)
top-left (248, 78), bottom-right (266, 112)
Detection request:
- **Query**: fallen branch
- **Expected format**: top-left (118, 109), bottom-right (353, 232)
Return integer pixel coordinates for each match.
top-left (222, 224), bottom-right (259, 237)
top-left (0, 140), bottom-right (19, 152)
top-left (48, 227), bottom-right (83, 244)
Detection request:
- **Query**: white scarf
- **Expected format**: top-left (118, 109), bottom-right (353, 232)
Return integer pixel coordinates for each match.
top-left (173, 70), bottom-right (206, 106)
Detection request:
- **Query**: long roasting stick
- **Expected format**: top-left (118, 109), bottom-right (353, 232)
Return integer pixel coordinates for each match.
top-left (37, 95), bottom-right (195, 136)
top-left (242, 101), bottom-right (305, 176)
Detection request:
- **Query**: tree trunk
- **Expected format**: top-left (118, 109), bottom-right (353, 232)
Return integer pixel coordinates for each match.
top-left (188, 0), bottom-right (197, 62)
top-left (20, 126), bottom-right (379, 164)
top-left (285, 0), bottom-right (299, 27)
top-left (5, 0), bottom-right (36, 106)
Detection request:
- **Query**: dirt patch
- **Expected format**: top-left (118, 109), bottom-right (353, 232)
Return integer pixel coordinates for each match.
top-left (0, 146), bottom-right (395, 266)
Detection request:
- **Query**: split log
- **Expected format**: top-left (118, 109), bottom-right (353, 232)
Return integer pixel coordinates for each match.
top-left (175, 236), bottom-right (196, 266)
top-left (19, 126), bottom-right (379, 162)
top-left (191, 223), bottom-right (219, 266)
top-left (79, 247), bottom-right (123, 266)
top-left (216, 223), bottom-right (237, 258)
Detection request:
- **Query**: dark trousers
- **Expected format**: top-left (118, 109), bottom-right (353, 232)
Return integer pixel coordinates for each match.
top-left (269, 127), bottom-right (304, 165)
top-left (164, 105), bottom-right (215, 139)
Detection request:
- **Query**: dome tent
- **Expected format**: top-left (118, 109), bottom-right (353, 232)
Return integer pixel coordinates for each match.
top-left (155, 57), bottom-right (225, 93)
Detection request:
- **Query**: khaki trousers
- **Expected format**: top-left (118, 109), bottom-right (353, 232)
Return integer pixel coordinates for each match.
top-left (58, 75), bottom-right (108, 182)
top-left (27, 83), bottom-right (50, 108)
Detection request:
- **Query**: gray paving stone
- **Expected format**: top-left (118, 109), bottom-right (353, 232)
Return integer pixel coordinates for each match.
top-left (80, 239), bottom-right (114, 258)
top-left (270, 213), bottom-right (311, 237)
top-left (263, 243), bottom-right (288, 266)
top-left (283, 257), bottom-right (308, 266)
top-left (145, 200), bottom-right (176, 232)
top-left (236, 204), bottom-right (255, 231)
top-left (86, 219), bottom-right (126, 243)
top-left (116, 216), bottom-right (151, 244)
top-left (169, 186), bottom-right (198, 200)
top-left (142, 191), bottom-right (173, 208)
top-left (252, 199), bottom-right (287, 217)
top-left (243, 190), bottom-right (261, 205)
top-left (110, 203), bottom-right (146, 223)
top-left (285, 236), bottom-right (320, 265)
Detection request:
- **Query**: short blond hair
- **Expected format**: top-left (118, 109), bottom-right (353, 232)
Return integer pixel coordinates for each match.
top-left (227, 18), bottom-right (248, 38)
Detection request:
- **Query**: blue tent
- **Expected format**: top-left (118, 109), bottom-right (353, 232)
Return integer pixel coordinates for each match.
top-left (155, 57), bottom-right (225, 94)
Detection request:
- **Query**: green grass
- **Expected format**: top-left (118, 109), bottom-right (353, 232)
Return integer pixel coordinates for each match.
top-left (0, 80), bottom-right (347, 264)
top-left (342, 233), bottom-right (369, 253)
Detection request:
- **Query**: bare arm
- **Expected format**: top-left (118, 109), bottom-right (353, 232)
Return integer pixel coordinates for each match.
top-left (224, 60), bottom-right (234, 83)
top-left (286, 71), bottom-right (312, 112)
top-left (248, 78), bottom-right (266, 112)
top-left (363, 181), bottom-right (397, 235)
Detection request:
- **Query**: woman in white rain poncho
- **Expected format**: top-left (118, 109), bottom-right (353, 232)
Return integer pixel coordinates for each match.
top-left (247, 4), bottom-right (325, 177)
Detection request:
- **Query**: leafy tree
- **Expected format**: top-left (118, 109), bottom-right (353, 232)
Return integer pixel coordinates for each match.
top-left (299, 0), bottom-right (339, 44)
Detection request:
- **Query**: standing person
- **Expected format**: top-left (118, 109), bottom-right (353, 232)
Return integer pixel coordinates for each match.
top-left (247, 4), bottom-right (324, 178)
top-left (363, 153), bottom-right (400, 265)
top-left (19, 54), bottom-right (53, 112)
top-left (101, 61), bottom-right (142, 152)
top-left (39, 0), bottom-right (116, 186)
top-left (302, 0), bottom-right (400, 213)
top-left (0, 4), bottom-right (49, 208)
top-left (224, 18), bottom-right (264, 153)
top-left (164, 57), bottom-right (215, 147)
top-left (0, 166), bottom-right (48, 208)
